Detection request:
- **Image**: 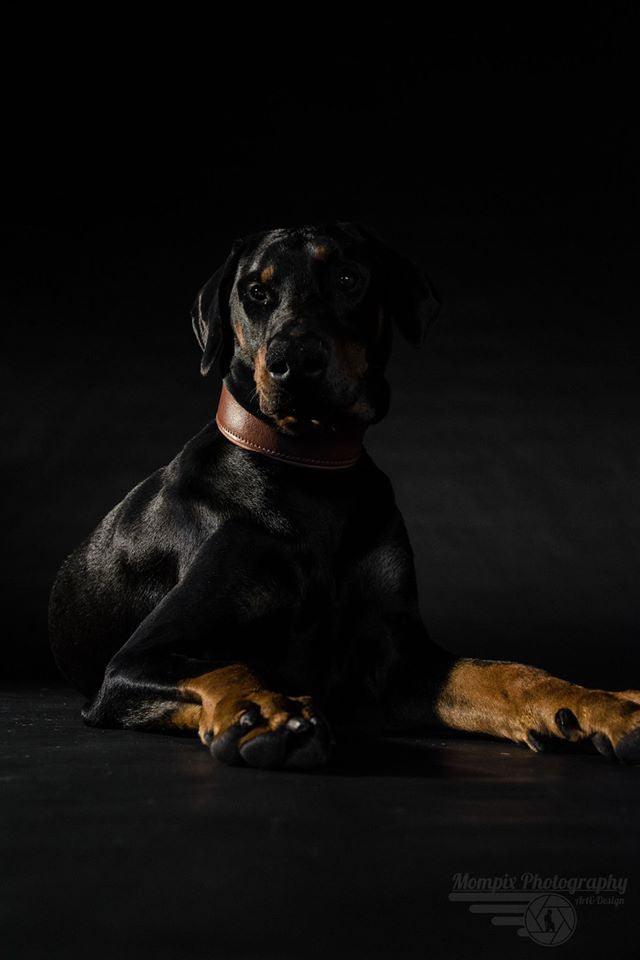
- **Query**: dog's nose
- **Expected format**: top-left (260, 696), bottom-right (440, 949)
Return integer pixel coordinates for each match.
top-left (266, 336), bottom-right (328, 383)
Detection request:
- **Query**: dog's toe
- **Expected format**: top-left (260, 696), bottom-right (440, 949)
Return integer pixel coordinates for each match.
top-left (236, 712), bottom-right (332, 771)
top-left (284, 713), bottom-right (333, 770)
top-left (239, 726), bottom-right (291, 769)
top-left (615, 727), bottom-right (640, 764)
top-left (207, 693), bottom-right (332, 771)
top-left (209, 703), bottom-right (263, 765)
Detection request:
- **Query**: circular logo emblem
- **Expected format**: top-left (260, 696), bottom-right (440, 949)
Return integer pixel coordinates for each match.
top-left (524, 894), bottom-right (577, 946)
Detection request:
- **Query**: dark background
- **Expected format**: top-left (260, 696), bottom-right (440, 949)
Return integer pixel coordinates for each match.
top-left (3, 7), bottom-right (639, 688)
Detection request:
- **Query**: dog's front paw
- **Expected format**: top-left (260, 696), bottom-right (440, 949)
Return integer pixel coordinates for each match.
top-left (553, 689), bottom-right (640, 763)
top-left (202, 692), bottom-right (333, 771)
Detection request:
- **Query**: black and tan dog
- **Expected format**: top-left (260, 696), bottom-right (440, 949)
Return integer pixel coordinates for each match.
top-left (49, 223), bottom-right (640, 769)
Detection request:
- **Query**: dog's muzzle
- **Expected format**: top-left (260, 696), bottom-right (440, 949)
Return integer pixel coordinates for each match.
top-left (265, 334), bottom-right (329, 386)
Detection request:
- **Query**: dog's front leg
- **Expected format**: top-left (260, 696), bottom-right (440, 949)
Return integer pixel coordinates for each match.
top-left (83, 521), bottom-right (332, 770)
top-left (175, 665), bottom-right (330, 769)
top-left (431, 658), bottom-right (640, 762)
top-left (345, 503), bottom-right (640, 763)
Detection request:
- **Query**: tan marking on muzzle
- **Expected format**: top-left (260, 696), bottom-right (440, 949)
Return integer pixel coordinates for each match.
top-left (336, 340), bottom-right (368, 380)
top-left (275, 415), bottom-right (299, 433)
top-left (253, 344), bottom-right (273, 409)
top-left (233, 322), bottom-right (247, 350)
top-left (348, 398), bottom-right (375, 419)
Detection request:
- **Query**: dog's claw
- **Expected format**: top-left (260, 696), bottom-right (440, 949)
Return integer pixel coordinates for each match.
top-left (592, 732), bottom-right (615, 759)
top-left (526, 730), bottom-right (546, 753)
top-left (239, 708), bottom-right (259, 728)
top-left (555, 708), bottom-right (582, 740)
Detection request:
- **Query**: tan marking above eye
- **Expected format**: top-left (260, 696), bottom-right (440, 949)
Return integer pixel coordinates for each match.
top-left (311, 245), bottom-right (330, 261)
top-left (260, 265), bottom-right (275, 283)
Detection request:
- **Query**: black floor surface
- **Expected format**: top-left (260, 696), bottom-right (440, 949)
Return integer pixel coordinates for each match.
top-left (2, 686), bottom-right (638, 959)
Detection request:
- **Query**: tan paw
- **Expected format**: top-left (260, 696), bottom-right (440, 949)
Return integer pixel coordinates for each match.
top-left (201, 691), bottom-right (333, 770)
top-left (553, 691), bottom-right (640, 762)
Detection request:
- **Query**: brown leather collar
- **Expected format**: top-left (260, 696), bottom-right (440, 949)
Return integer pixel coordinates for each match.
top-left (215, 384), bottom-right (365, 469)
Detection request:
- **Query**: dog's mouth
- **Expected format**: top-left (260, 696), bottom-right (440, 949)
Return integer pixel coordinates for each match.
top-left (253, 337), bottom-right (371, 435)
top-left (273, 412), bottom-right (330, 436)
top-left (257, 387), bottom-right (371, 437)
top-left (257, 390), bottom-right (335, 435)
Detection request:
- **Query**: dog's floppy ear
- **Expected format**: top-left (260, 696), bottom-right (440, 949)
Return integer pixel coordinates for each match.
top-left (191, 239), bottom-right (245, 376)
top-left (340, 222), bottom-right (440, 347)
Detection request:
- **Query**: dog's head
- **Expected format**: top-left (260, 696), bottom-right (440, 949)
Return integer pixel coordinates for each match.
top-left (192, 223), bottom-right (439, 432)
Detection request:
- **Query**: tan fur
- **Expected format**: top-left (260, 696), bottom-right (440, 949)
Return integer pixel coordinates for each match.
top-left (164, 702), bottom-right (202, 731)
top-left (233, 321), bottom-right (247, 350)
top-left (260, 264), bottom-right (275, 282)
top-left (275, 415), bottom-right (299, 433)
top-left (348, 399), bottom-right (374, 419)
top-left (311, 244), bottom-right (329, 261)
top-left (253, 343), bottom-right (273, 410)
top-left (335, 340), bottom-right (368, 380)
top-left (176, 665), bottom-right (315, 745)
top-left (435, 659), bottom-right (640, 750)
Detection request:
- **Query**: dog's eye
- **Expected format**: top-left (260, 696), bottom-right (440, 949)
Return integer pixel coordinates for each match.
top-left (337, 270), bottom-right (359, 292)
top-left (247, 283), bottom-right (269, 303)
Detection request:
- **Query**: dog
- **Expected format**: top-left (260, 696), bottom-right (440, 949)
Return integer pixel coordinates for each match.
top-left (49, 222), bottom-right (640, 769)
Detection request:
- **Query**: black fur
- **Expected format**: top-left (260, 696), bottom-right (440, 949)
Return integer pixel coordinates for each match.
top-left (48, 223), bottom-right (449, 762)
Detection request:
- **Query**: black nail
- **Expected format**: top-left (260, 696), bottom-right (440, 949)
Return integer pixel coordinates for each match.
top-left (526, 730), bottom-right (546, 753)
top-left (592, 732), bottom-right (615, 760)
top-left (555, 708), bottom-right (581, 740)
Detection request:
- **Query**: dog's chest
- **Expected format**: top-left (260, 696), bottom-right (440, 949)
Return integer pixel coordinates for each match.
top-left (263, 495), bottom-right (371, 697)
